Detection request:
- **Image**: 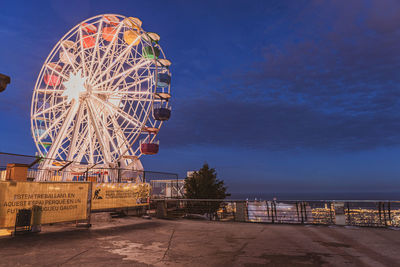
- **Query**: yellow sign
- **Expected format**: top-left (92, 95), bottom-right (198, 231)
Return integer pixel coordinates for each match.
top-left (91, 183), bottom-right (150, 210)
top-left (0, 181), bottom-right (89, 228)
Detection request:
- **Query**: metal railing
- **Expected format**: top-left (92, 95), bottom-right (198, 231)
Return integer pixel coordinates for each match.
top-left (0, 151), bottom-right (178, 186)
top-left (151, 199), bottom-right (400, 228)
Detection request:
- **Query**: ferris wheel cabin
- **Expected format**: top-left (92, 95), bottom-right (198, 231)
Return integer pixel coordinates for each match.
top-left (140, 139), bottom-right (159, 155)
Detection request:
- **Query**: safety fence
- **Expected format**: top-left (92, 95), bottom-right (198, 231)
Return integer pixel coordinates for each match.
top-left (0, 181), bottom-right (150, 230)
top-left (145, 171), bottom-right (183, 199)
top-left (0, 167), bottom-right (181, 200)
top-left (0, 151), bottom-right (179, 185)
top-left (151, 199), bottom-right (400, 228)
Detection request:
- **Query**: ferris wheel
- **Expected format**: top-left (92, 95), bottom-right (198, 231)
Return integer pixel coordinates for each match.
top-left (30, 14), bottom-right (172, 179)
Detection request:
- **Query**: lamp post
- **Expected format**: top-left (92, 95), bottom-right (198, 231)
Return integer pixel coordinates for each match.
top-left (0, 73), bottom-right (11, 92)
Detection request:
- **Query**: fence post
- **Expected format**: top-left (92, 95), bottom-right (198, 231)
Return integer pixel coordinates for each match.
top-left (346, 202), bottom-right (351, 225)
top-left (299, 202), bottom-right (304, 224)
top-left (334, 202), bottom-right (346, 225)
top-left (86, 182), bottom-right (92, 227)
top-left (271, 201), bottom-right (276, 224)
top-left (234, 201), bottom-right (247, 222)
top-left (303, 202), bottom-right (308, 222)
top-left (329, 202), bottom-right (334, 224)
top-left (156, 200), bottom-right (167, 218)
top-left (378, 202), bottom-right (382, 225)
top-left (117, 162), bottom-right (121, 183)
top-left (383, 202), bottom-right (387, 227)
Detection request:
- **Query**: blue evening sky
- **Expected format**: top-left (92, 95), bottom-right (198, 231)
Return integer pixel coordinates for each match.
top-left (1, 0), bottom-right (400, 196)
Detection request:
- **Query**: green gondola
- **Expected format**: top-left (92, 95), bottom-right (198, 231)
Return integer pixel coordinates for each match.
top-left (143, 46), bottom-right (160, 59)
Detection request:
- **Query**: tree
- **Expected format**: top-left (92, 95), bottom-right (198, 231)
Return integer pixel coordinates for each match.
top-left (184, 163), bottom-right (228, 217)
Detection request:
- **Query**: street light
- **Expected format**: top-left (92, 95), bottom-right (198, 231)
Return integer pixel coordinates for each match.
top-left (0, 73), bottom-right (11, 92)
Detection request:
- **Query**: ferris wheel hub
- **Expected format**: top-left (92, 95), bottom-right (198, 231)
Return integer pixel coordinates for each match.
top-left (62, 69), bottom-right (89, 103)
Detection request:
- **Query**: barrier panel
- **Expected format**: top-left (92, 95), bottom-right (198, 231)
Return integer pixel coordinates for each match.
top-left (91, 183), bottom-right (151, 210)
top-left (0, 181), bottom-right (89, 228)
top-left (0, 181), bottom-right (152, 229)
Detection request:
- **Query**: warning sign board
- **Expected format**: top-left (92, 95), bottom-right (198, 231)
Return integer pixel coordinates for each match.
top-left (0, 181), bottom-right (89, 228)
top-left (91, 183), bottom-right (150, 210)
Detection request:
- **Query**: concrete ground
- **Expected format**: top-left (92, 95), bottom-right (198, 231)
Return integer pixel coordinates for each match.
top-left (1, 217), bottom-right (400, 267)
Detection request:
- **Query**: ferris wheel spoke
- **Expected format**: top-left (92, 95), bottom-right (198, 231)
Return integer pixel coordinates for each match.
top-left (102, 38), bottom-right (120, 81)
top-left (99, 35), bottom-right (141, 87)
top-left (88, 20), bottom-right (104, 78)
top-left (56, 131), bottom-right (73, 159)
top-left (37, 106), bottom-right (70, 141)
top-left (43, 100), bottom-right (79, 165)
top-left (36, 89), bottom-right (65, 94)
top-left (86, 99), bottom-right (112, 164)
top-left (92, 77), bottom-right (153, 96)
top-left (75, 120), bottom-right (94, 164)
top-left (34, 99), bottom-right (68, 117)
top-left (92, 59), bottom-right (150, 89)
top-left (105, 102), bottom-right (136, 156)
top-left (66, 102), bottom-right (85, 161)
top-left (78, 27), bottom-right (89, 77)
top-left (73, 124), bottom-right (90, 164)
top-left (111, 115), bottom-right (135, 156)
top-left (93, 102), bottom-right (121, 157)
top-left (110, 75), bottom-right (153, 93)
top-left (89, 22), bottom-right (124, 84)
top-left (60, 45), bottom-right (78, 73)
top-left (93, 60), bottom-right (150, 90)
top-left (92, 90), bottom-right (152, 95)
top-left (91, 94), bottom-right (141, 128)
top-left (46, 65), bottom-right (69, 80)
top-left (92, 92), bottom-right (153, 103)
top-left (88, 123), bottom-right (95, 163)
top-left (118, 118), bottom-right (144, 158)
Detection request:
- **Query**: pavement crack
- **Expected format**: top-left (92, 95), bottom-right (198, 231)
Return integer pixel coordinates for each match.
top-left (232, 241), bottom-right (249, 262)
top-left (161, 226), bottom-right (176, 261)
top-left (58, 248), bottom-right (91, 266)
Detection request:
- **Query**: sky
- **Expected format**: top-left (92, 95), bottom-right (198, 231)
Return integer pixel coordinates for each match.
top-left (0, 0), bottom-right (400, 197)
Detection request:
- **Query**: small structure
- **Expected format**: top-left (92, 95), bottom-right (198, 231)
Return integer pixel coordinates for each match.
top-left (6, 163), bottom-right (29, 181)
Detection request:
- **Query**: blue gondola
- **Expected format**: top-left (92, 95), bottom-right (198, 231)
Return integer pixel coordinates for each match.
top-left (157, 73), bottom-right (171, 88)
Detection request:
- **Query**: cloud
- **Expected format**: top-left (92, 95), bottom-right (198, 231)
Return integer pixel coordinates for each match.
top-left (160, 98), bottom-right (400, 151)
top-left (161, 0), bottom-right (400, 151)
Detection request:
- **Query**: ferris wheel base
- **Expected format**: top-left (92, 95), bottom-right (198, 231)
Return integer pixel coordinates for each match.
top-left (34, 157), bottom-right (144, 183)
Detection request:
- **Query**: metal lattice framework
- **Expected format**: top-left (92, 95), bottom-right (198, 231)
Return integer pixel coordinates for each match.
top-left (30, 14), bottom-right (171, 178)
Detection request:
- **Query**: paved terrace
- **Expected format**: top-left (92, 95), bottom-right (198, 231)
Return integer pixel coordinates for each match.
top-left (1, 217), bottom-right (400, 266)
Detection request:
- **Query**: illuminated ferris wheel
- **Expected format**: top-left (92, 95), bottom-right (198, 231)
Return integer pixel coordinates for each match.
top-left (30, 14), bottom-right (172, 178)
